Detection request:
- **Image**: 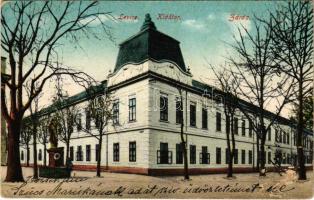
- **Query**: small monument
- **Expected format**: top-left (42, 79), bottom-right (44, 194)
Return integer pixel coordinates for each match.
top-left (39, 119), bottom-right (70, 178)
top-left (47, 120), bottom-right (64, 167)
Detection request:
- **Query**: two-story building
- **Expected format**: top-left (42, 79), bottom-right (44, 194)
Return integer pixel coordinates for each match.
top-left (20, 14), bottom-right (313, 175)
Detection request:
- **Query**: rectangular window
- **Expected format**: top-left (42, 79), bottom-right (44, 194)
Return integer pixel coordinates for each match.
top-left (249, 150), bottom-right (252, 164)
top-left (129, 98), bottom-right (136, 122)
top-left (176, 99), bottom-right (183, 124)
top-left (249, 120), bottom-right (253, 137)
top-left (85, 109), bottom-right (91, 130)
top-left (225, 148), bottom-right (230, 164)
top-left (129, 141), bottom-right (136, 162)
top-left (268, 151), bottom-right (271, 164)
top-left (216, 112), bottom-right (221, 132)
top-left (77, 113), bottom-right (82, 131)
top-left (95, 144), bottom-right (99, 162)
top-left (86, 145), bottom-right (91, 161)
top-left (268, 127), bottom-right (271, 141)
top-left (112, 100), bottom-right (119, 124)
top-left (200, 146), bottom-right (209, 164)
top-left (234, 149), bottom-right (238, 164)
top-left (241, 120), bottom-right (245, 136)
top-left (190, 103), bottom-right (196, 127)
top-left (287, 133), bottom-right (290, 144)
top-left (202, 107), bottom-right (208, 129)
top-left (113, 143), bottom-right (119, 162)
top-left (190, 145), bottom-right (196, 164)
top-left (283, 132), bottom-right (286, 144)
top-left (38, 149), bottom-right (42, 161)
top-left (158, 143), bottom-right (172, 164)
top-left (176, 143), bottom-right (183, 164)
top-left (70, 146), bottom-right (74, 161)
top-left (226, 116), bottom-right (230, 134)
top-left (160, 95), bottom-right (168, 121)
top-left (216, 147), bottom-right (221, 164)
top-left (241, 149), bottom-right (245, 164)
top-left (275, 129), bottom-right (279, 142)
top-left (76, 145), bottom-right (83, 161)
top-left (234, 117), bottom-right (238, 135)
top-left (279, 131), bottom-right (282, 143)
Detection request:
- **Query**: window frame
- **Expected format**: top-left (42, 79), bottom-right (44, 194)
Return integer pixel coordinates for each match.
top-left (129, 141), bottom-right (136, 162)
top-left (216, 147), bottom-right (221, 164)
top-left (160, 94), bottom-right (168, 121)
top-left (216, 112), bottom-right (221, 132)
top-left (202, 107), bottom-right (208, 129)
top-left (129, 98), bottom-right (136, 122)
top-left (113, 143), bottom-right (120, 162)
top-left (86, 144), bottom-right (91, 162)
top-left (190, 102), bottom-right (196, 127)
top-left (112, 99), bottom-right (119, 124)
top-left (190, 145), bottom-right (196, 164)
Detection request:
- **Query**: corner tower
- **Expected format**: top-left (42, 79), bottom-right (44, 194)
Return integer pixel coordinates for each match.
top-left (114, 14), bottom-right (187, 73)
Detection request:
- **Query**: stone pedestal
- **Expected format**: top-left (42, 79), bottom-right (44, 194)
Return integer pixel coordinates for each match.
top-left (47, 147), bottom-right (64, 167)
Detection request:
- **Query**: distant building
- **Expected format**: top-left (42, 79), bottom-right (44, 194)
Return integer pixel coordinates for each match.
top-left (20, 14), bottom-right (313, 175)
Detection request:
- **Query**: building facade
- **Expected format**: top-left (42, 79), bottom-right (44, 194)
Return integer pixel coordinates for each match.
top-left (20, 14), bottom-right (313, 175)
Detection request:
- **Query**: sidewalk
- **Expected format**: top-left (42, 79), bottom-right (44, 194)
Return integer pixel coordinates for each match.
top-left (1, 166), bottom-right (313, 198)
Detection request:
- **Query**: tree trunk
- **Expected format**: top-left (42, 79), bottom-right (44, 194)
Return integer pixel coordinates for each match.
top-left (256, 137), bottom-right (260, 171)
top-left (180, 93), bottom-right (189, 180)
top-left (230, 114), bottom-right (236, 178)
top-left (43, 143), bottom-right (47, 166)
top-left (259, 138), bottom-right (266, 176)
top-left (26, 145), bottom-right (30, 167)
top-left (176, 89), bottom-right (189, 180)
top-left (66, 140), bottom-right (70, 161)
top-left (226, 129), bottom-right (232, 178)
top-left (33, 122), bottom-right (38, 179)
top-left (183, 141), bottom-right (189, 180)
top-left (5, 119), bottom-right (24, 182)
top-left (97, 134), bottom-right (102, 177)
top-left (297, 85), bottom-right (306, 180)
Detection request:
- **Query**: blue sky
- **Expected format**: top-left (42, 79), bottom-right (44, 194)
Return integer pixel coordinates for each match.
top-left (2, 1), bottom-right (292, 115)
top-left (58, 1), bottom-right (282, 83)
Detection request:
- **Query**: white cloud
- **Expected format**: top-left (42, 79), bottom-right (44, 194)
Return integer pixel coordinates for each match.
top-left (182, 19), bottom-right (205, 30)
top-left (207, 14), bottom-right (215, 21)
top-left (79, 14), bottom-right (138, 26)
top-left (79, 14), bottom-right (112, 26)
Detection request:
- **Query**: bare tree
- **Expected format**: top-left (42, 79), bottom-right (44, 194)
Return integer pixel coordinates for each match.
top-left (1, 1), bottom-right (113, 181)
top-left (263, 1), bottom-right (313, 180)
top-left (78, 86), bottom-right (113, 177)
top-left (37, 115), bottom-right (50, 166)
top-left (209, 65), bottom-right (240, 178)
top-left (229, 18), bottom-right (293, 176)
top-left (53, 88), bottom-right (79, 162)
top-left (177, 88), bottom-right (189, 180)
top-left (28, 95), bottom-right (42, 179)
top-left (20, 119), bottom-right (32, 167)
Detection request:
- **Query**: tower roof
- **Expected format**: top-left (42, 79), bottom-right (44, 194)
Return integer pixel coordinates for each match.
top-left (114, 14), bottom-right (187, 73)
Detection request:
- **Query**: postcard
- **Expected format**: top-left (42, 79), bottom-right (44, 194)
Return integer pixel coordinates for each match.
top-left (1, 0), bottom-right (313, 199)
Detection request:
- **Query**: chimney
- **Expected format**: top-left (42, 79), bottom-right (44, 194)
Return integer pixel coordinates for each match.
top-left (1, 57), bottom-right (7, 74)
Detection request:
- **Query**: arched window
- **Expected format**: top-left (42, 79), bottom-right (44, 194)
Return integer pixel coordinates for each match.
top-left (21, 151), bottom-right (24, 161)
top-left (38, 149), bottom-right (42, 161)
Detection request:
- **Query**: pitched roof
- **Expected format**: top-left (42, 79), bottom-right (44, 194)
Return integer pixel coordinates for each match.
top-left (36, 82), bottom-right (106, 117)
top-left (191, 79), bottom-right (313, 135)
top-left (114, 14), bottom-right (187, 73)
